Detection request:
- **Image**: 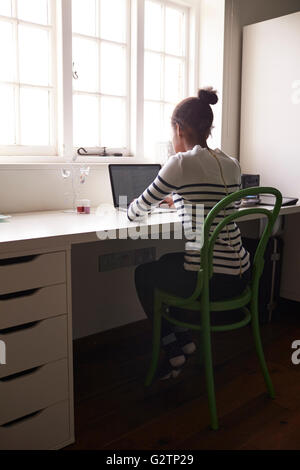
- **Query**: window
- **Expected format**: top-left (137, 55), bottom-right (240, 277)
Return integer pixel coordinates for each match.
top-left (72, 0), bottom-right (130, 151)
top-left (0, 0), bottom-right (196, 160)
top-left (0, 0), bottom-right (56, 155)
top-left (144, 0), bottom-right (188, 159)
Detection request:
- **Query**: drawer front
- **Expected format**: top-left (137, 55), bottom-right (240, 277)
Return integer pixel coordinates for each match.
top-left (0, 359), bottom-right (69, 426)
top-left (0, 315), bottom-right (68, 379)
top-left (0, 252), bottom-right (66, 295)
top-left (0, 400), bottom-right (70, 450)
top-left (0, 284), bottom-right (67, 330)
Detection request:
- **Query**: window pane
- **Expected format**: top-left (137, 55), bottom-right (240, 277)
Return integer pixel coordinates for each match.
top-left (100, 97), bottom-right (126, 148)
top-left (163, 103), bottom-right (174, 142)
top-left (17, 0), bottom-right (49, 25)
top-left (145, 0), bottom-right (163, 52)
top-left (164, 57), bottom-right (184, 103)
top-left (100, 43), bottom-right (126, 96)
top-left (19, 25), bottom-right (50, 86)
top-left (0, 21), bottom-right (15, 82)
top-left (100, 0), bottom-right (126, 43)
top-left (144, 101), bottom-right (162, 156)
top-left (20, 88), bottom-right (50, 145)
top-left (72, 0), bottom-right (96, 36)
top-left (73, 37), bottom-right (99, 92)
top-left (73, 94), bottom-right (99, 147)
top-left (0, 0), bottom-right (12, 16)
top-left (144, 52), bottom-right (162, 101)
top-left (0, 85), bottom-right (15, 145)
top-left (165, 7), bottom-right (185, 57)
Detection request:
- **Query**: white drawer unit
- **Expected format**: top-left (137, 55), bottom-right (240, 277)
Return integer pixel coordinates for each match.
top-left (0, 359), bottom-right (69, 426)
top-left (0, 400), bottom-right (70, 450)
top-left (0, 252), bottom-right (66, 295)
top-left (0, 315), bottom-right (68, 379)
top-left (0, 247), bottom-right (74, 450)
top-left (0, 284), bottom-right (67, 330)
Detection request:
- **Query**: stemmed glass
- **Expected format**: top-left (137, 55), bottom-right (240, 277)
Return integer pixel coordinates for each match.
top-left (60, 165), bottom-right (90, 213)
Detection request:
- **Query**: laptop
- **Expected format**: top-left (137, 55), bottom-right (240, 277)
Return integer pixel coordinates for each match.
top-left (237, 175), bottom-right (299, 208)
top-left (108, 164), bottom-right (177, 214)
top-left (259, 195), bottom-right (299, 207)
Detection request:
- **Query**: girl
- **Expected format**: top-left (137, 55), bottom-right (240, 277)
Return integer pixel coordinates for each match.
top-left (127, 88), bottom-right (251, 380)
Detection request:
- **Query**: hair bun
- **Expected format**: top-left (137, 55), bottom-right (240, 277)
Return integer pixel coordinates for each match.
top-left (198, 87), bottom-right (218, 105)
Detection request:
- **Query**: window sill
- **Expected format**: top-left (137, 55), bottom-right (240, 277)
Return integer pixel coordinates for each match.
top-left (0, 154), bottom-right (148, 169)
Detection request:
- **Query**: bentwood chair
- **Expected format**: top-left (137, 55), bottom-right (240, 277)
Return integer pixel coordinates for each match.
top-left (144, 187), bottom-right (282, 430)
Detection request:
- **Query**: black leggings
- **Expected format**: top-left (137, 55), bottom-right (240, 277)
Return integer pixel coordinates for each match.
top-left (134, 252), bottom-right (251, 337)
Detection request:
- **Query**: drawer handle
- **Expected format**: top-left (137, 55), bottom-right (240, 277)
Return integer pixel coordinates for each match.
top-left (0, 288), bottom-right (40, 301)
top-left (1, 409), bottom-right (44, 428)
top-left (0, 365), bottom-right (42, 382)
top-left (0, 255), bottom-right (38, 267)
top-left (0, 320), bottom-right (40, 336)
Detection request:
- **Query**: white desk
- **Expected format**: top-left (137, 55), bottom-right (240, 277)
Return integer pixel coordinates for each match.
top-left (0, 208), bottom-right (180, 255)
top-left (0, 203), bottom-right (299, 449)
top-left (1, 203), bottom-right (299, 253)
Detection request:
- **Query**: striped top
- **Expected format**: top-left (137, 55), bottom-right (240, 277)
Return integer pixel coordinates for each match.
top-left (127, 145), bottom-right (250, 275)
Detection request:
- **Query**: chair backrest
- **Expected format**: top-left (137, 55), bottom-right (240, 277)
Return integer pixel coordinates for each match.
top-left (191, 187), bottom-right (282, 298)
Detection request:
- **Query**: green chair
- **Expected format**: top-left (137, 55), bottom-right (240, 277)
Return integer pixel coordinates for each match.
top-left (144, 187), bottom-right (282, 430)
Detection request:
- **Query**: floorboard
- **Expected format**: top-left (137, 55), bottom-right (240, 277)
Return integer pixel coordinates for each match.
top-left (66, 302), bottom-right (300, 450)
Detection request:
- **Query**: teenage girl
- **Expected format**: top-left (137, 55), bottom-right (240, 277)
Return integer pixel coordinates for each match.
top-left (127, 88), bottom-right (251, 380)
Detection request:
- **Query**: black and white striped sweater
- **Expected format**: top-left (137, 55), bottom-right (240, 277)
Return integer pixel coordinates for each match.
top-left (127, 145), bottom-right (250, 275)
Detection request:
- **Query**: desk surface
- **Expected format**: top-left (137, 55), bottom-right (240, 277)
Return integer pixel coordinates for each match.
top-left (0, 203), bottom-right (300, 253)
top-left (0, 207), bottom-right (180, 250)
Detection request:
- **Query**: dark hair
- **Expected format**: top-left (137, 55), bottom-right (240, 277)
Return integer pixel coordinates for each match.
top-left (171, 87), bottom-right (218, 141)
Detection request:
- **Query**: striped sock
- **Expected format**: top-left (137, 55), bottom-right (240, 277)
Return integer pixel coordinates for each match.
top-left (173, 327), bottom-right (196, 355)
top-left (161, 333), bottom-right (186, 368)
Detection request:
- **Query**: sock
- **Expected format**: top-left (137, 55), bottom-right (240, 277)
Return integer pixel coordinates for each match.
top-left (174, 327), bottom-right (196, 355)
top-left (157, 357), bottom-right (182, 381)
top-left (161, 333), bottom-right (186, 368)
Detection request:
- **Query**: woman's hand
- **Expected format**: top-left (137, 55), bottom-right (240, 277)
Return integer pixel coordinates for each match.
top-left (159, 196), bottom-right (175, 208)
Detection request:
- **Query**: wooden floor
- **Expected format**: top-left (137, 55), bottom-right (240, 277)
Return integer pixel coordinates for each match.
top-left (66, 300), bottom-right (300, 450)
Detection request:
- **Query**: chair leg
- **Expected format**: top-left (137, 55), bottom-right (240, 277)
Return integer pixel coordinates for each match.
top-left (251, 301), bottom-right (275, 399)
top-left (196, 331), bottom-right (203, 366)
top-left (201, 328), bottom-right (218, 430)
top-left (145, 299), bottom-right (162, 387)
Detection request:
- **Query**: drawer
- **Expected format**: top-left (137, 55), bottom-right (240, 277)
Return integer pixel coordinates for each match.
top-left (0, 252), bottom-right (66, 295)
top-left (0, 315), bottom-right (68, 379)
top-left (0, 284), bottom-right (67, 330)
top-left (0, 400), bottom-right (70, 450)
top-left (0, 359), bottom-right (69, 426)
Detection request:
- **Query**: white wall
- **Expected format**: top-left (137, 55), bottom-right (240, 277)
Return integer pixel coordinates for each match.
top-left (239, 12), bottom-right (300, 302)
top-left (0, 164), bottom-right (112, 214)
top-left (0, 163), bottom-right (114, 214)
top-left (240, 12), bottom-right (300, 199)
top-left (222, 0), bottom-right (300, 158)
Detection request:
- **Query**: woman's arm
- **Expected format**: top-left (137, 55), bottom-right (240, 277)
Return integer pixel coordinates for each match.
top-left (127, 156), bottom-right (180, 221)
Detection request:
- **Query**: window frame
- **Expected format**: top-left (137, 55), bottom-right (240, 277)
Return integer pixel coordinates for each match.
top-left (0, 0), bottom-right (58, 156)
top-left (143, 0), bottom-right (190, 159)
top-left (71, 0), bottom-right (131, 154)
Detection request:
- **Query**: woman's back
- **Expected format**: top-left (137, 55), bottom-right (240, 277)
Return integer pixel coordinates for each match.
top-left (128, 144), bottom-right (250, 276)
top-left (169, 145), bottom-right (250, 274)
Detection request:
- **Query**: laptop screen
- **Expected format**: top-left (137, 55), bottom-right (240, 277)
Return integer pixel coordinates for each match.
top-left (109, 164), bottom-right (161, 208)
